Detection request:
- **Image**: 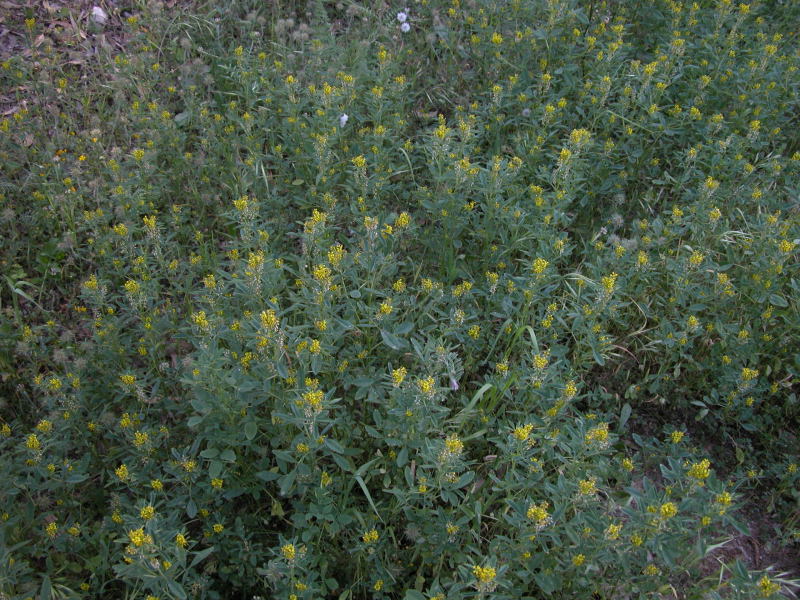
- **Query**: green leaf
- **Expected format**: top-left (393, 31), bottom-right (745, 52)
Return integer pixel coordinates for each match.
top-left (618, 403), bottom-right (632, 431)
top-left (448, 383), bottom-right (492, 425)
top-left (244, 421), bottom-right (257, 440)
top-left (592, 346), bottom-right (605, 366)
top-left (220, 449), bottom-right (236, 462)
top-left (278, 472), bottom-right (296, 496)
top-left (455, 470), bottom-right (475, 488)
top-left (167, 579), bottom-right (187, 600)
top-left (380, 329), bottom-right (407, 350)
top-left (395, 321), bottom-right (414, 334)
top-left (275, 359), bottom-right (289, 378)
top-left (255, 470), bottom-right (280, 482)
top-left (39, 574), bottom-right (52, 600)
top-left (403, 590), bottom-right (426, 600)
top-left (354, 474), bottom-right (383, 522)
top-left (200, 448), bottom-right (219, 459)
top-left (324, 438), bottom-right (346, 454)
top-left (189, 546), bottom-right (216, 569)
top-left (769, 293), bottom-right (788, 307)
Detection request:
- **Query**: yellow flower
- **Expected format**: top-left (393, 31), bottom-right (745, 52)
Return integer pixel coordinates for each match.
top-left (391, 367), bottom-right (407, 387)
top-left (128, 528), bottom-right (150, 547)
top-left (140, 505), bottom-right (156, 520)
top-left (526, 501), bottom-right (552, 529)
top-left (417, 376), bottom-right (435, 396)
top-left (758, 575), bottom-right (781, 597)
top-left (45, 521), bottom-right (58, 538)
top-left (687, 459), bottom-right (711, 483)
top-left (362, 529), bottom-right (379, 544)
top-left (585, 422), bottom-right (609, 445)
top-left (741, 367), bottom-right (759, 381)
top-left (532, 353), bottom-right (549, 370)
top-left (604, 523), bottom-right (622, 540)
top-left (644, 564), bottom-right (660, 576)
top-left (472, 565), bottom-right (496, 583)
top-left (378, 299), bottom-right (393, 316)
top-left (578, 478), bottom-right (597, 495)
top-left (123, 279), bottom-right (140, 295)
top-left (600, 272), bottom-right (618, 295)
top-left (175, 533), bottom-right (188, 548)
top-left (441, 434), bottom-right (464, 461)
top-left (512, 424), bottom-right (534, 442)
top-left (532, 257), bottom-right (549, 274)
top-left (115, 464), bottom-right (130, 481)
top-left (83, 274), bottom-right (99, 290)
top-left (659, 502), bottom-right (677, 519)
top-left (326, 242), bottom-right (345, 267)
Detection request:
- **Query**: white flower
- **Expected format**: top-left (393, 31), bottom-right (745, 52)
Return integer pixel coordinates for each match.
top-left (339, 113), bottom-right (348, 128)
top-left (91, 6), bottom-right (108, 25)
top-left (396, 11), bottom-right (408, 23)
top-left (400, 22), bottom-right (411, 33)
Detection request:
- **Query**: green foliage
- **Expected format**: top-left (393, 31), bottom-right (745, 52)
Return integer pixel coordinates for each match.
top-left (1, 0), bottom-right (798, 598)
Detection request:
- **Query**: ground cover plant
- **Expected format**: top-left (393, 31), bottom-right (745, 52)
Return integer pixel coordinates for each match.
top-left (1, 0), bottom-right (799, 598)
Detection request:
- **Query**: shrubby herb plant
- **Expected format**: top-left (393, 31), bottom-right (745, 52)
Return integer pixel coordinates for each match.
top-left (1, 0), bottom-right (798, 598)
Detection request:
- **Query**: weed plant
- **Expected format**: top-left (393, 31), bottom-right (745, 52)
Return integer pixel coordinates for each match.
top-left (0, 0), bottom-right (799, 598)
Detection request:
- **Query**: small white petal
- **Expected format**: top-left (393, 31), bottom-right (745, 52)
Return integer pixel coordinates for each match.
top-left (339, 113), bottom-right (348, 127)
top-left (400, 22), bottom-right (411, 33)
top-left (396, 11), bottom-right (408, 22)
top-left (91, 6), bottom-right (108, 25)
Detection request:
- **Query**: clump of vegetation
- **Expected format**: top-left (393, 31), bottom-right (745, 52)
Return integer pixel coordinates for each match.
top-left (1, 0), bottom-right (798, 598)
